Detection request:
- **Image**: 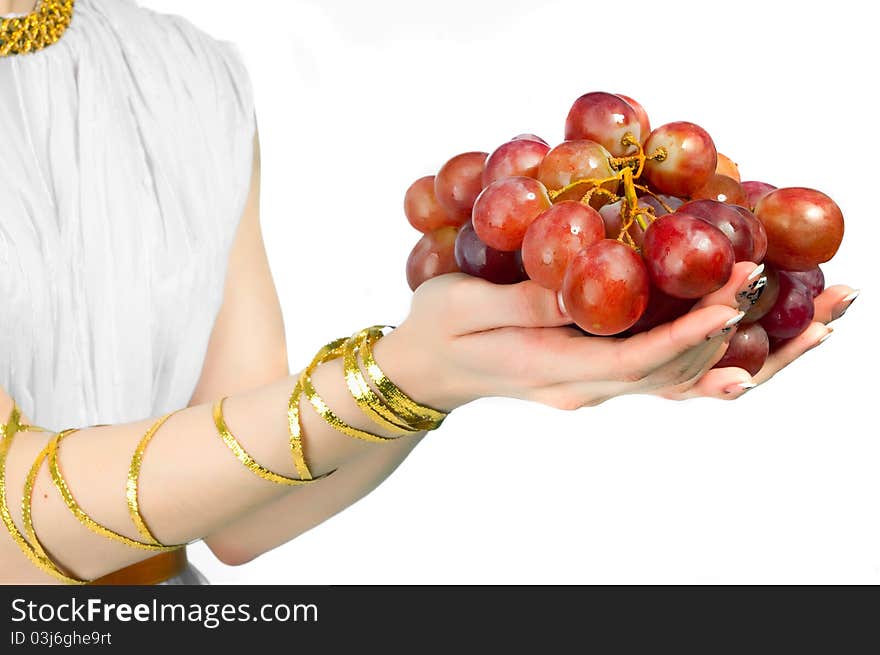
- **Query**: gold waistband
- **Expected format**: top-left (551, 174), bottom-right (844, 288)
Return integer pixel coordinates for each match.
top-left (89, 549), bottom-right (188, 586)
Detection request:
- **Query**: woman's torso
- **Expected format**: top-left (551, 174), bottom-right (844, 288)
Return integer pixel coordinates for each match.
top-left (0, 0), bottom-right (256, 582)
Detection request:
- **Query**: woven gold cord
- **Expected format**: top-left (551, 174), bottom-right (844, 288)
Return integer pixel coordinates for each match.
top-left (47, 427), bottom-right (183, 552)
top-left (0, 0), bottom-right (74, 57)
top-left (0, 405), bottom-right (87, 583)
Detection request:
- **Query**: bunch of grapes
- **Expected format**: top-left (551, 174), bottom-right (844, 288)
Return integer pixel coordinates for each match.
top-left (403, 91), bottom-right (845, 375)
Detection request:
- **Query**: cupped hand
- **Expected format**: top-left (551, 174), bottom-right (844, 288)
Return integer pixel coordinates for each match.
top-left (376, 261), bottom-right (766, 412)
top-left (658, 282), bottom-right (858, 401)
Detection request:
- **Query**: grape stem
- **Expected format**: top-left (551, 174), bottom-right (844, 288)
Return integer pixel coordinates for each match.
top-left (548, 132), bottom-right (666, 250)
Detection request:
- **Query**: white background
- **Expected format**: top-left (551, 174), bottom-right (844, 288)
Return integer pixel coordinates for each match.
top-left (143, 0), bottom-right (877, 584)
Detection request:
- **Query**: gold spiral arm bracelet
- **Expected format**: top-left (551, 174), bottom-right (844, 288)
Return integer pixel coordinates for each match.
top-left (1, 406), bottom-right (87, 584)
top-left (45, 428), bottom-right (183, 552)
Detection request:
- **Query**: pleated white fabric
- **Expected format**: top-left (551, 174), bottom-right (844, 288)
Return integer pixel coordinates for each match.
top-left (0, 0), bottom-right (257, 583)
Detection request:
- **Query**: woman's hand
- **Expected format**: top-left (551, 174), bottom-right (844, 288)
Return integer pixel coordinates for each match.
top-left (374, 261), bottom-right (770, 412)
top-left (657, 284), bottom-right (858, 400)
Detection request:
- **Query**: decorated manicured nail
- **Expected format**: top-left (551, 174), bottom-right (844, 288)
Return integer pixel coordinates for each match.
top-left (817, 329), bottom-right (833, 344)
top-left (557, 290), bottom-right (569, 318)
top-left (747, 263), bottom-right (765, 281)
top-left (831, 289), bottom-right (859, 321)
top-left (737, 274), bottom-right (768, 312)
top-left (724, 381), bottom-right (757, 395)
top-left (706, 311), bottom-right (745, 340)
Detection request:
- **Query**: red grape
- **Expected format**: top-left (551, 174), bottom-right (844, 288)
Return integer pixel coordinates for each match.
top-left (453, 221), bottom-right (526, 284)
top-left (691, 173), bottom-right (747, 206)
top-left (642, 212), bottom-right (735, 298)
top-left (521, 201), bottom-right (605, 290)
top-left (742, 265), bottom-right (780, 324)
top-left (406, 227), bottom-right (460, 291)
top-left (483, 139), bottom-right (550, 187)
top-left (731, 205), bottom-right (768, 263)
top-left (715, 153), bottom-right (741, 182)
top-left (405, 175), bottom-right (461, 232)
top-left (754, 187), bottom-right (844, 271)
top-left (678, 199), bottom-right (755, 262)
top-left (472, 177), bottom-right (552, 251)
top-left (627, 288), bottom-right (695, 334)
top-left (741, 181), bottom-right (776, 210)
top-left (434, 152), bottom-right (489, 222)
top-left (562, 240), bottom-right (650, 335)
top-left (760, 271), bottom-right (815, 339)
top-left (616, 94), bottom-right (650, 143)
top-left (637, 194), bottom-right (683, 216)
top-left (512, 134), bottom-right (549, 145)
top-left (599, 200), bottom-right (647, 250)
top-left (781, 267), bottom-right (825, 298)
top-left (537, 140), bottom-right (616, 204)
top-left (643, 122), bottom-right (717, 197)
top-left (713, 322), bottom-right (769, 375)
top-left (565, 92), bottom-right (642, 156)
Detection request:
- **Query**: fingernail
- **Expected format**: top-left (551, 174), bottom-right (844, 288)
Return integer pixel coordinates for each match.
top-left (737, 274), bottom-right (768, 312)
top-left (747, 263), bottom-right (765, 281)
top-left (831, 289), bottom-right (859, 321)
top-left (706, 311), bottom-right (746, 340)
top-left (557, 290), bottom-right (570, 318)
top-left (723, 381), bottom-right (757, 395)
top-left (817, 329), bottom-right (833, 344)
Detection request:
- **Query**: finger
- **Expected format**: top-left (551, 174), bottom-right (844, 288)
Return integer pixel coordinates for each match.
top-left (659, 366), bottom-right (755, 400)
top-left (691, 261), bottom-right (764, 312)
top-left (436, 275), bottom-right (572, 334)
top-left (640, 331), bottom-right (733, 395)
top-left (813, 285), bottom-right (858, 324)
top-left (589, 304), bottom-right (745, 383)
top-left (752, 321), bottom-right (832, 385)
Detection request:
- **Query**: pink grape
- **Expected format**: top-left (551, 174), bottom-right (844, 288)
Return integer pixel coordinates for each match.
top-left (760, 271), bottom-right (815, 339)
top-left (691, 173), bottom-right (747, 206)
top-left (715, 153), bottom-right (741, 182)
top-left (713, 322), bottom-right (769, 375)
top-left (453, 221), bottom-right (526, 284)
top-left (512, 134), bottom-right (549, 145)
top-left (562, 239), bottom-right (650, 335)
top-left (434, 152), bottom-right (489, 222)
top-left (537, 140), bottom-right (616, 205)
top-left (731, 205), bottom-right (768, 263)
top-left (616, 94), bottom-right (650, 143)
top-left (483, 139), bottom-right (551, 186)
top-left (406, 227), bottom-right (460, 291)
top-left (599, 200), bottom-right (647, 250)
top-left (472, 177), bottom-right (552, 251)
top-left (643, 122), bottom-right (718, 197)
top-left (565, 92), bottom-right (642, 156)
top-left (742, 181), bottom-right (776, 210)
top-left (404, 175), bottom-right (460, 232)
top-left (754, 187), bottom-right (844, 271)
top-left (521, 201), bottom-right (605, 290)
top-left (781, 267), bottom-right (825, 298)
top-left (678, 199), bottom-right (755, 262)
top-left (642, 212), bottom-right (735, 298)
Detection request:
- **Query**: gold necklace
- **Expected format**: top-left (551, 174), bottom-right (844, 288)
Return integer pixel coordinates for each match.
top-left (0, 0), bottom-right (74, 57)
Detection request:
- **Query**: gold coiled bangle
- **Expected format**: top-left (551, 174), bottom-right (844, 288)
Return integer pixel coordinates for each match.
top-left (214, 395), bottom-right (334, 485)
top-left (360, 326), bottom-right (448, 430)
top-left (1, 405), bottom-right (87, 584)
top-left (342, 328), bottom-right (421, 435)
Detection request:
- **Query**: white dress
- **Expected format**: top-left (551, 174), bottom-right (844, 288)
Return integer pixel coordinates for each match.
top-left (0, 0), bottom-right (257, 583)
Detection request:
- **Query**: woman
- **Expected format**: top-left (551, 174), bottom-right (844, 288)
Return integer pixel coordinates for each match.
top-left (0, 0), bottom-right (857, 585)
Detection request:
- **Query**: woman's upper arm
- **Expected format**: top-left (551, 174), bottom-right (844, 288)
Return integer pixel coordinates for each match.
top-left (188, 126), bottom-right (290, 406)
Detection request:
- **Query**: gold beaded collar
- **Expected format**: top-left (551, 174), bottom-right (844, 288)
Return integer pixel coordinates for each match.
top-left (0, 0), bottom-right (74, 57)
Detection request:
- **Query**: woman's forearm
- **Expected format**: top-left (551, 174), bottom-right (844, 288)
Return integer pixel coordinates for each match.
top-left (0, 334), bottom-right (417, 583)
